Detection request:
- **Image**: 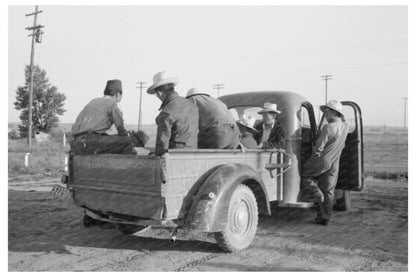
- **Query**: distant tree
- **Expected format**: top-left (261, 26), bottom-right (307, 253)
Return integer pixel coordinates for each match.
top-left (14, 65), bottom-right (66, 133)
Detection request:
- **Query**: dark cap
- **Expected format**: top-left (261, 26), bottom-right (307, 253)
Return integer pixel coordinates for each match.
top-left (104, 79), bottom-right (122, 96)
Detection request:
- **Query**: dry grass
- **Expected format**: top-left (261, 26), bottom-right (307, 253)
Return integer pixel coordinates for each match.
top-left (8, 125), bottom-right (408, 180)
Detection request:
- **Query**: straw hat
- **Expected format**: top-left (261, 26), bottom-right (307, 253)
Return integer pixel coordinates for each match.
top-left (186, 87), bottom-right (210, 98)
top-left (237, 115), bottom-right (259, 133)
top-left (147, 71), bottom-right (179, 94)
top-left (258, 102), bottom-right (281, 114)
top-left (320, 100), bottom-right (344, 117)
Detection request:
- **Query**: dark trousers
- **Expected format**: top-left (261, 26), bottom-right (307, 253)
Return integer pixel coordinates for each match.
top-left (198, 124), bottom-right (241, 149)
top-left (301, 161), bottom-right (340, 220)
top-left (70, 133), bottom-right (136, 155)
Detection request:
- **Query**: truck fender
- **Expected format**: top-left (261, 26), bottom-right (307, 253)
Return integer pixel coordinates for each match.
top-left (183, 163), bottom-right (270, 232)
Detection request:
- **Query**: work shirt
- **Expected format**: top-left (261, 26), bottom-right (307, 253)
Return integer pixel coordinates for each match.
top-left (260, 123), bottom-right (274, 143)
top-left (303, 120), bottom-right (349, 176)
top-left (155, 92), bottom-right (199, 156)
top-left (71, 96), bottom-right (124, 135)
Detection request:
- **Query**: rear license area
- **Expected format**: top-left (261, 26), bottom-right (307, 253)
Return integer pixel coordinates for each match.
top-left (51, 185), bottom-right (73, 200)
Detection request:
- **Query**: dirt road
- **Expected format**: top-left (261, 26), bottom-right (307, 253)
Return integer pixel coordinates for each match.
top-left (8, 179), bottom-right (408, 271)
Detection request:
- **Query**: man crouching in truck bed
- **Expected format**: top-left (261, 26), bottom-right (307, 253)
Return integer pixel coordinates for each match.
top-left (70, 79), bottom-right (149, 155)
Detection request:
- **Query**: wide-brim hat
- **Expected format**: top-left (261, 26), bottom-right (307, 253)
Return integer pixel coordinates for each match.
top-left (147, 71), bottom-right (179, 94)
top-left (237, 115), bottom-right (259, 133)
top-left (320, 100), bottom-right (344, 117)
top-left (104, 79), bottom-right (122, 96)
top-left (186, 87), bottom-right (210, 98)
top-left (258, 102), bottom-right (281, 115)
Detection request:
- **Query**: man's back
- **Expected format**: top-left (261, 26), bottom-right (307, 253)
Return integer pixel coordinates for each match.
top-left (189, 95), bottom-right (235, 131)
top-left (71, 97), bottom-right (122, 134)
top-left (156, 92), bottom-right (199, 155)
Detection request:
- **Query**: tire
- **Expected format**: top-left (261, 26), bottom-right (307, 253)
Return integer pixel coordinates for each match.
top-left (334, 190), bottom-right (351, 211)
top-left (115, 224), bottom-right (148, 235)
top-left (214, 184), bottom-right (258, 252)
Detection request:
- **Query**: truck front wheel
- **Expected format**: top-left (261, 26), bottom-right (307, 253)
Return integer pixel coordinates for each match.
top-left (214, 184), bottom-right (258, 252)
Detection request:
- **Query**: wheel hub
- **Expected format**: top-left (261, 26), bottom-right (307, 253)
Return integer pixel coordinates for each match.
top-left (230, 200), bottom-right (250, 235)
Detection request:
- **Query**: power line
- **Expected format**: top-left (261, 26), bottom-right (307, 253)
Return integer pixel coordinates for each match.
top-left (321, 75), bottom-right (333, 104)
top-left (136, 82), bottom-right (146, 130)
top-left (402, 97), bottom-right (407, 135)
top-left (25, 5), bottom-right (44, 151)
top-left (212, 84), bottom-right (225, 98)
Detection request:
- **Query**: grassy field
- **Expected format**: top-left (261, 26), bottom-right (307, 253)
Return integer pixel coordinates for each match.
top-left (8, 125), bottom-right (408, 180)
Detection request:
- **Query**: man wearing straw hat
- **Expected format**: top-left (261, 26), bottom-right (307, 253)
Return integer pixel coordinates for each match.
top-left (300, 100), bottom-right (349, 226)
top-left (186, 88), bottom-right (240, 149)
top-left (254, 102), bottom-right (286, 150)
top-left (147, 72), bottom-right (199, 156)
top-left (236, 114), bottom-right (259, 149)
top-left (71, 79), bottom-right (148, 155)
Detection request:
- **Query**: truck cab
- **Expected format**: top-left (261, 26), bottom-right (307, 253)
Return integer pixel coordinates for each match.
top-left (56, 91), bottom-right (363, 252)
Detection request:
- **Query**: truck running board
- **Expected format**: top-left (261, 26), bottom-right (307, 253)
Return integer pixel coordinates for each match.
top-left (277, 201), bottom-right (316, 208)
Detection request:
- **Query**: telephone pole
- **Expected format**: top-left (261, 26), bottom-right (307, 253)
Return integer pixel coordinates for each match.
top-left (402, 97), bottom-right (407, 135)
top-left (136, 82), bottom-right (146, 130)
top-left (321, 75), bottom-right (333, 104)
top-left (25, 5), bottom-right (44, 150)
top-left (212, 84), bottom-right (225, 98)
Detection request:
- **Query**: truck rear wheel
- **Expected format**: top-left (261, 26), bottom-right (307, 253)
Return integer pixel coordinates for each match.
top-left (214, 184), bottom-right (258, 252)
top-left (116, 224), bottom-right (148, 235)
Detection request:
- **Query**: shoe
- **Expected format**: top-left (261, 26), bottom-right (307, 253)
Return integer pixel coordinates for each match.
top-left (315, 218), bottom-right (329, 226)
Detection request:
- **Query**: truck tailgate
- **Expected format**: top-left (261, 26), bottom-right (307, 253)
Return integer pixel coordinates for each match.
top-left (69, 154), bottom-right (164, 220)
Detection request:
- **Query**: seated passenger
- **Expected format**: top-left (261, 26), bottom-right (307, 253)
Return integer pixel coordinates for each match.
top-left (254, 102), bottom-right (286, 149)
top-left (236, 115), bottom-right (259, 149)
top-left (186, 87), bottom-right (241, 149)
top-left (71, 79), bottom-right (147, 155)
top-left (147, 72), bottom-right (199, 156)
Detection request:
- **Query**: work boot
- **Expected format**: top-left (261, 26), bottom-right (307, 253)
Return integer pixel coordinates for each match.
top-left (315, 217), bottom-right (329, 226)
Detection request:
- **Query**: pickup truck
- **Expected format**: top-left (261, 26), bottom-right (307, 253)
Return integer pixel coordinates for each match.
top-left (55, 91), bottom-right (363, 252)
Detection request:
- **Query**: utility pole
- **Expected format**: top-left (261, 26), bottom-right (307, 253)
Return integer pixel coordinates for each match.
top-left (402, 97), bottom-right (407, 135)
top-left (212, 84), bottom-right (225, 98)
top-left (321, 75), bottom-right (333, 104)
top-left (136, 82), bottom-right (146, 130)
top-left (25, 5), bottom-right (44, 150)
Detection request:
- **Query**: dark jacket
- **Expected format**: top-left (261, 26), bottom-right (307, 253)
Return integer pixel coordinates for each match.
top-left (188, 94), bottom-right (240, 149)
top-left (254, 121), bottom-right (286, 149)
top-left (155, 92), bottom-right (199, 156)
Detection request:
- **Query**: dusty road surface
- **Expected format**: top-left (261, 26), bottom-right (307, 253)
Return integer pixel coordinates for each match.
top-left (8, 178), bottom-right (407, 271)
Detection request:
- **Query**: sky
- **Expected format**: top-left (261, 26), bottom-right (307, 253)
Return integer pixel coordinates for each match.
top-left (8, 5), bottom-right (408, 127)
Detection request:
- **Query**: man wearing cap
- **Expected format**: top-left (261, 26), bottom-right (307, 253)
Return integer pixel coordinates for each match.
top-left (71, 79), bottom-right (148, 155)
top-left (236, 115), bottom-right (259, 149)
top-left (148, 72), bottom-right (199, 156)
top-left (300, 100), bottom-right (349, 226)
top-left (254, 102), bottom-right (286, 150)
top-left (186, 88), bottom-right (241, 149)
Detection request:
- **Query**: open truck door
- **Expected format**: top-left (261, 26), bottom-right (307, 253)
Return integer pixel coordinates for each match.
top-left (319, 101), bottom-right (364, 189)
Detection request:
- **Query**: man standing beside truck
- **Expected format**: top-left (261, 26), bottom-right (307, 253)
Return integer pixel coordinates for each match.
top-left (147, 72), bottom-right (199, 156)
top-left (71, 79), bottom-right (148, 155)
top-left (186, 88), bottom-right (240, 149)
top-left (300, 100), bottom-right (349, 226)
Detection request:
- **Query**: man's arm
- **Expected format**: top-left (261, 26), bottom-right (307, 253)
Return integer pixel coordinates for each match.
top-left (155, 112), bottom-right (172, 156)
top-left (111, 105), bottom-right (129, 136)
top-left (313, 124), bottom-right (331, 156)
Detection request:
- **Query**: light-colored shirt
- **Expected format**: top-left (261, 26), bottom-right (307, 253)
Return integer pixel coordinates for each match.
top-left (260, 122), bottom-right (275, 143)
top-left (71, 96), bottom-right (124, 135)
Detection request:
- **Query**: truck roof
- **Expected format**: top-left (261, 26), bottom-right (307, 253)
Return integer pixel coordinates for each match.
top-left (218, 91), bottom-right (309, 111)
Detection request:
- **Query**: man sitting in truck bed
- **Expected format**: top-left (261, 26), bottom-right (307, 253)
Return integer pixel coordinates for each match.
top-left (254, 102), bottom-right (286, 150)
top-left (186, 87), bottom-right (240, 149)
top-left (71, 79), bottom-right (148, 155)
top-left (147, 72), bottom-right (199, 156)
